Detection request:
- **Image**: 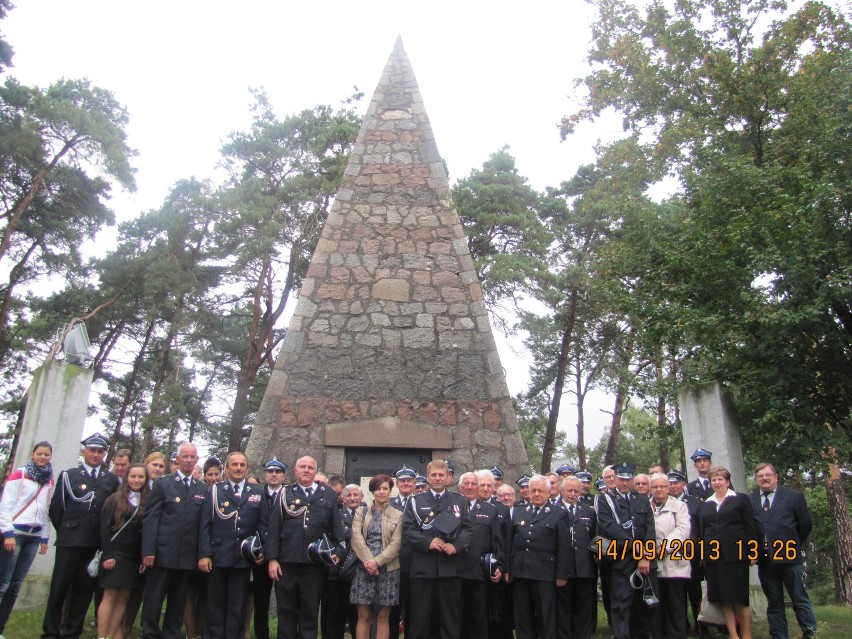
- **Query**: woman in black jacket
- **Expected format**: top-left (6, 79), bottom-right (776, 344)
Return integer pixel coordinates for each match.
top-left (97, 463), bottom-right (149, 639)
top-left (701, 466), bottom-right (758, 639)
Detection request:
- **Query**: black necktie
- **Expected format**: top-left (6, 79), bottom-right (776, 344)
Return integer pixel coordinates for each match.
top-left (91, 468), bottom-right (98, 481)
top-left (305, 486), bottom-right (312, 498)
top-left (233, 483), bottom-right (240, 496)
top-left (435, 493), bottom-right (442, 504)
top-left (762, 491), bottom-right (771, 512)
top-left (270, 491), bottom-right (278, 503)
top-left (184, 477), bottom-right (190, 489)
top-left (703, 480), bottom-right (709, 492)
top-left (569, 505), bottom-right (575, 519)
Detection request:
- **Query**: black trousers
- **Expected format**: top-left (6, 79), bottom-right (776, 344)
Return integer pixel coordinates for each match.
top-left (460, 579), bottom-right (488, 638)
top-left (652, 577), bottom-right (689, 639)
top-left (408, 576), bottom-right (462, 639)
top-left (600, 565), bottom-right (612, 627)
top-left (609, 568), bottom-right (657, 639)
top-left (556, 577), bottom-right (596, 639)
top-left (321, 577), bottom-right (356, 639)
top-left (253, 563), bottom-right (275, 639)
top-left (41, 546), bottom-right (98, 639)
top-left (141, 566), bottom-right (193, 639)
top-left (388, 570), bottom-right (411, 639)
top-left (206, 566), bottom-right (251, 639)
top-left (513, 578), bottom-right (557, 639)
top-left (276, 562), bottom-right (326, 639)
top-left (487, 580), bottom-right (515, 639)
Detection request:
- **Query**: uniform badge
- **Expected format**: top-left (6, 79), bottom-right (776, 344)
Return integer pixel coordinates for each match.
top-left (80, 484), bottom-right (87, 490)
top-left (295, 499), bottom-right (301, 505)
top-left (223, 501), bottom-right (230, 507)
top-left (176, 497), bottom-right (181, 503)
top-left (520, 520), bottom-right (526, 526)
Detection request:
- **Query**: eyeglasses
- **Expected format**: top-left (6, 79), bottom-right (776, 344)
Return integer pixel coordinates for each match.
top-left (755, 473), bottom-right (776, 479)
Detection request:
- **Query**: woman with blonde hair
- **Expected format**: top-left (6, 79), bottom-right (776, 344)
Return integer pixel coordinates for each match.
top-left (349, 474), bottom-right (403, 639)
top-left (144, 452), bottom-right (167, 488)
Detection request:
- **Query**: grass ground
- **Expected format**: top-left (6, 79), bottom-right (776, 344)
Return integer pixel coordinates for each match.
top-left (4, 603), bottom-right (851, 638)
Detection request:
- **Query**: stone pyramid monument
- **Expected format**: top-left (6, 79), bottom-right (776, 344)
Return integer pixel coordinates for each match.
top-left (245, 38), bottom-right (529, 484)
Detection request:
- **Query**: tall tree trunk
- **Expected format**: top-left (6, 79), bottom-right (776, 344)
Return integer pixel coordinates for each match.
top-left (541, 287), bottom-right (579, 473)
top-left (604, 329), bottom-right (636, 466)
top-left (825, 459), bottom-right (852, 604)
top-left (655, 361), bottom-right (669, 469)
top-left (573, 344), bottom-right (586, 469)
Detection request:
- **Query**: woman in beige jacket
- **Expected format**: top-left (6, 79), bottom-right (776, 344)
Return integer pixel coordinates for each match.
top-left (650, 473), bottom-right (692, 639)
top-left (349, 474), bottom-right (403, 639)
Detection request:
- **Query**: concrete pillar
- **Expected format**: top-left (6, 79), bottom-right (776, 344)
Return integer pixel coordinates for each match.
top-left (12, 359), bottom-right (94, 609)
top-left (678, 381), bottom-right (765, 616)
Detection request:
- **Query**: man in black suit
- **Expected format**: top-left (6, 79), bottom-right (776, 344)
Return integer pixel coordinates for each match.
top-left (198, 451), bottom-right (263, 639)
top-left (403, 458), bottom-right (472, 639)
top-left (750, 463), bottom-right (817, 639)
top-left (557, 476), bottom-right (597, 639)
top-left (575, 471), bottom-right (595, 506)
top-left (389, 465), bottom-right (417, 639)
top-left (686, 448), bottom-right (713, 500)
top-left (506, 474), bottom-right (570, 639)
top-left (140, 441), bottom-right (207, 639)
top-left (491, 482), bottom-right (517, 639)
top-left (668, 468), bottom-right (705, 636)
top-left (458, 471), bottom-right (504, 638)
top-left (597, 462), bottom-right (657, 639)
top-left (42, 432), bottom-right (120, 639)
top-left (266, 455), bottom-right (345, 639)
top-left (514, 475), bottom-right (531, 507)
top-left (252, 456), bottom-right (287, 639)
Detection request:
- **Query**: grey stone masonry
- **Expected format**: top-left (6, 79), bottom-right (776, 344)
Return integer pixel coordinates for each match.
top-left (245, 37), bottom-right (529, 481)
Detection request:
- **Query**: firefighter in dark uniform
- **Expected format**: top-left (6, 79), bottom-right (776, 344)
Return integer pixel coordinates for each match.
top-left (403, 459), bottom-right (473, 639)
top-left (252, 456), bottom-right (287, 639)
top-left (197, 451), bottom-right (263, 639)
top-left (266, 455), bottom-right (345, 639)
top-left (489, 466), bottom-right (504, 501)
top-left (141, 442), bottom-right (208, 639)
top-left (686, 448), bottom-right (713, 500)
top-left (389, 465), bottom-right (418, 639)
top-left (575, 471), bottom-right (595, 506)
top-left (668, 468), bottom-right (705, 636)
top-left (515, 475), bottom-right (531, 507)
top-left (458, 471), bottom-right (504, 638)
top-left (41, 433), bottom-right (120, 639)
top-left (557, 476), bottom-right (597, 639)
top-left (506, 474), bottom-right (570, 639)
top-left (596, 462), bottom-right (657, 639)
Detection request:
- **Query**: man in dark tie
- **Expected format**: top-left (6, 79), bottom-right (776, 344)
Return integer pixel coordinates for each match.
top-left (252, 456), bottom-right (287, 639)
top-left (506, 474), bottom-right (570, 639)
top-left (668, 468), bottom-right (705, 636)
top-left (197, 451), bottom-right (263, 639)
top-left (266, 455), bottom-right (345, 639)
top-left (389, 465), bottom-right (418, 639)
top-left (596, 462), bottom-right (656, 639)
top-left (557, 476), bottom-right (597, 639)
top-left (42, 433), bottom-right (120, 639)
top-left (141, 442), bottom-right (208, 639)
top-left (404, 459), bottom-right (472, 639)
top-left (749, 463), bottom-right (817, 639)
top-left (686, 449), bottom-right (713, 500)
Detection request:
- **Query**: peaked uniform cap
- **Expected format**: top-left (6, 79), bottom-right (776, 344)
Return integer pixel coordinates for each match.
top-left (555, 463), bottom-right (576, 476)
top-left (516, 475), bottom-right (530, 487)
top-left (415, 475), bottom-right (427, 486)
top-left (81, 432), bottom-right (109, 449)
top-left (595, 478), bottom-right (607, 490)
top-left (395, 465), bottom-right (417, 479)
top-left (575, 471), bottom-right (593, 482)
top-left (489, 466), bottom-right (504, 478)
top-left (690, 448), bottom-right (712, 461)
top-left (264, 456), bottom-right (288, 472)
top-left (667, 469), bottom-right (687, 482)
top-left (614, 462), bottom-right (635, 479)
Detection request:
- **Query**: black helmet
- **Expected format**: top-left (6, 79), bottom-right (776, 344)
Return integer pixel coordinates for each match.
top-left (307, 534), bottom-right (336, 566)
top-left (240, 535), bottom-right (263, 563)
top-left (480, 552), bottom-right (499, 578)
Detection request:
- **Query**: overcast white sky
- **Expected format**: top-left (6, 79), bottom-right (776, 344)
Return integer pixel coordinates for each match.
top-left (5, 1), bottom-right (625, 450)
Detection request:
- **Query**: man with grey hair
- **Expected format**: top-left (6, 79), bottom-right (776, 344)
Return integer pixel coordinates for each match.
top-left (507, 475), bottom-right (570, 639)
top-left (322, 484), bottom-right (362, 639)
top-left (558, 476), bottom-right (597, 639)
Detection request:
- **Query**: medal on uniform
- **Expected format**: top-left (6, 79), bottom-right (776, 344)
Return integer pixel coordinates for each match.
top-left (81, 484), bottom-right (87, 490)
top-left (175, 497), bottom-right (181, 502)
top-left (295, 499), bottom-right (301, 505)
top-left (223, 501), bottom-right (230, 507)
top-left (520, 520), bottom-right (526, 526)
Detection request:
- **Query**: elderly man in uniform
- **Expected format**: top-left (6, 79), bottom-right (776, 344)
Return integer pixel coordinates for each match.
top-left (404, 459), bottom-right (472, 639)
top-left (506, 474), bottom-right (570, 639)
top-left (141, 441), bottom-right (207, 639)
top-left (597, 462), bottom-right (657, 639)
top-left (389, 465), bottom-right (417, 639)
top-left (750, 462), bottom-right (817, 639)
top-left (252, 456), bottom-right (287, 639)
top-left (687, 449), bottom-right (713, 500)
top-left (557, 475), bottom-right (597, 639)
top-left (668, 468), bottom-right (705, 636)
top-left (458, 471), bottom-right (504, 639)
top-left (198, 451), bottom-right (263, 639)
top-left (42, 433), bottom-right (120, 639)
top-left (321, 484), bottom-right (361, 639)
top-left (266, 455), bottom-right (345, 639)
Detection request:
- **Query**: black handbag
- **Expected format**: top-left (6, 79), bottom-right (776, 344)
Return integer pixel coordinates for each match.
top-left (338, 548), bottom-right (360, 580)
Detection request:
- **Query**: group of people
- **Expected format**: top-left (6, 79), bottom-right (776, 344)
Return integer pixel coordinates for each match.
top-left (0, 435), bottom-right (817, 639)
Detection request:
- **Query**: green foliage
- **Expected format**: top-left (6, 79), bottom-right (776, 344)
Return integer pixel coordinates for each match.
top-left (0, 0), bottom-right (14, 73)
